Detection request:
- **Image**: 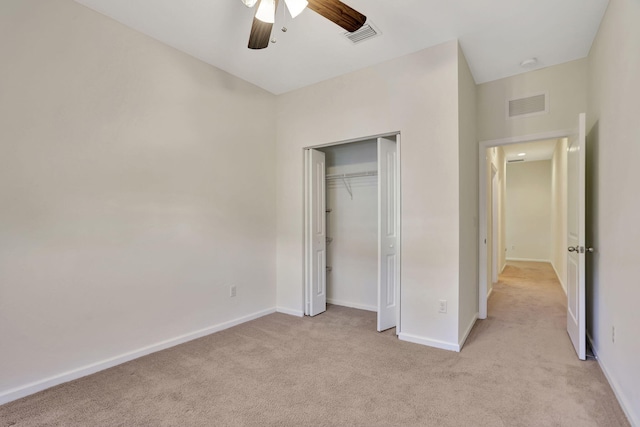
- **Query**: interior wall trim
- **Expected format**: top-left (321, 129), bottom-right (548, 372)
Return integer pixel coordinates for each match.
top-left (505, 257), bottom-right (552, 263)
top-left (398, 332), bottom-right (460, 352)
top-left (551, 262), bottom-right (567, 295)
top-left (587, 334), bottom-right (638, 427)
top-left (0, 308), bottom-right (277, 406)
top-left (458, 313), bottom-right (479, 351)
top-left (326, 298), bottom-right (376, 312)
top-left (276, 307), bottom-right (304, 317)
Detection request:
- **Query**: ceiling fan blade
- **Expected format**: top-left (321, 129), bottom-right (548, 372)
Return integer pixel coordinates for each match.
top-left (307, 0), bottom-right (366, 33)
top-left (248, 17), bottom-right (273, 49)
top-left (248, 0), bottom-right (279, 49)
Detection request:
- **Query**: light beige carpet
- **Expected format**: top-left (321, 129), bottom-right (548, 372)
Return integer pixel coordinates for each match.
top-left (0, 261), bottom-right (630, 426)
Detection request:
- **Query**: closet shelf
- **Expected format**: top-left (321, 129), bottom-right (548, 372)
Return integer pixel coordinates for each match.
top-left (325, 170), bottom-right (377, 180)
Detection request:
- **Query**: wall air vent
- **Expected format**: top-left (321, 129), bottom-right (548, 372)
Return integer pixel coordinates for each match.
top-left (507, 92), bottom-right (548, 118)
top-left (344, 23), bottom-right (380, 44)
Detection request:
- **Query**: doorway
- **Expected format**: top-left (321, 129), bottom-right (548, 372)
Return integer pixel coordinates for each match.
top-left (479, 131), bottom-right (569, 318)
top-left (477, 114), bottom-right (587, 360)
top-left (304, 133), bottom-right (401, 333)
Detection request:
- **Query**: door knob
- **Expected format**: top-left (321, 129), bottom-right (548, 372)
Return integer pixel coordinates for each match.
top-left (568, 246), bottom-right (594, 253)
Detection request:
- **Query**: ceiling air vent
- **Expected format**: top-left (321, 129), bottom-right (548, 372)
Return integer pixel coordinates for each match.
top-left (507, 92), bottom-right (548, 118)
top-left (507, 159), bottom-right (525, 163)
top-left (344, 23), bottom-right (380, 44)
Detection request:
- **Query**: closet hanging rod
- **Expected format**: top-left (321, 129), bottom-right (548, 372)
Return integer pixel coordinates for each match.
top-left (325, 170), bottom-right (377, 180)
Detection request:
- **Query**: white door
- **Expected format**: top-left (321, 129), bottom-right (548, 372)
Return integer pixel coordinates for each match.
top-left (377, 136), bottom-right (398, 332)
top-left (305, 149), bottom-right (327, 316)
top-left (567, 113), bottom-right (587, 360)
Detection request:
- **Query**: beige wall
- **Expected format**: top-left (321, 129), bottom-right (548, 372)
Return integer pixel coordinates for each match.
top-left (586, 0), bottom-right (640, 423)
top-left (0, 0), bottom-right (277, 400)
top-left (457, 45), bottom-right (479, 343)
top-left (276, 41), bottom-right (466, 349)
top-left (505, 161), bottom-right (552, 262)
top-left (550, 138), bottom-right (568, 292)
top-left (477, 59), bottom-right (587, 142)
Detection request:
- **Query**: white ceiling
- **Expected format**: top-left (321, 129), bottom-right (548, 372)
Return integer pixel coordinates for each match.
top-left (502, 139), bottom-right (559, 162)
top-left (74, 0), bottom-right (609, 94)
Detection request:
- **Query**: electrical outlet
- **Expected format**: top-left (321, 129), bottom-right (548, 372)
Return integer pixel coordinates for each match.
top-left (612, 326), bottom-right (615, 343)
top-left (438, 300), bottom-right (447, 314)
top-left (230, 284), bottom-right (237, 298)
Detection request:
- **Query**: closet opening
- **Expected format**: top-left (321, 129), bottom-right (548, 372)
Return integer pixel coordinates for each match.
top-left (304, 133), bottom-right (401, 333)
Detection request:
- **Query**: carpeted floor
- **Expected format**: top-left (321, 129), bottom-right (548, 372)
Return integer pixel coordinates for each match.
top-left (0, 261), bottom-right (630, 426)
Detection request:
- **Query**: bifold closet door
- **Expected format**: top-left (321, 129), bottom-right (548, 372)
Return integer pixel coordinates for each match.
top-left (305, 148), bottom-right (327, 316)
top-left (377, 137), bottom-right (398, 332)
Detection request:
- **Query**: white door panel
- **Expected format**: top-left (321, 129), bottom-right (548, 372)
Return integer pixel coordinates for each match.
top-left (305, 149), bottom-right (327, 316)
top-left (566, 113), bottom-right (586, 360)
top-left (377, 136), bottom-right (398, 332)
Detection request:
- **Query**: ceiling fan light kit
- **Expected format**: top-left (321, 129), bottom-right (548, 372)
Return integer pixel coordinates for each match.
top-left (256, 0), bottom-right (277, 23)
top-left (284, 0), bottom-right (308, 18)
top-left (245, 0), bottom-right (366, 49)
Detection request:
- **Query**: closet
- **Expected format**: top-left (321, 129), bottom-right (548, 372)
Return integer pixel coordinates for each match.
top-left (323, 140), bottom-right (378, 311)
top-left (304, 134), bottom-right (400, 332)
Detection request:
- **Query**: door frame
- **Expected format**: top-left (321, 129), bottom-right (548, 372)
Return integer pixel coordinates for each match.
top-left (478, 129), bottom-right (572, 319)
top-left (491, 164), bottom-right (499, 285)
top-left (303, 131), bottom-right (402, 332)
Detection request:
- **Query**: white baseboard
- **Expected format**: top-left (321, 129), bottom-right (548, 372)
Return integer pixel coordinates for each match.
top-left (398, 332), bottom-right (459, 352)
top-left (0, 307), bottom-right (276, 406)
top-left (551, 262), bottom-right (567, 295)
top-left (500, 262), bottom-right (507, 273)
top-left (327, 298), bottom-right (376, 312)
top-left (458, 313), bottom-right (479, 351)
top-left (487, 286), bottom-right (494, 299)
top-left (587, 333), bottom-right (638, 427)
top-left (506, 257), bottom-right (551, 263)
top-left (276, 306), bottom-right (304, 317)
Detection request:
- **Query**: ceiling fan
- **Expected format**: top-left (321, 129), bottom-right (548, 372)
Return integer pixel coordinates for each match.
top-left (240, 0), bottom-right (367, 49)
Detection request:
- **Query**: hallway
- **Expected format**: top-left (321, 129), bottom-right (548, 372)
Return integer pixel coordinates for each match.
top-left (489, 261), bottom-right (567, 336)
top-left (463, 261), bottom-right (629, 425)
